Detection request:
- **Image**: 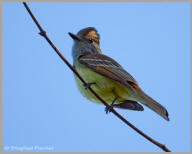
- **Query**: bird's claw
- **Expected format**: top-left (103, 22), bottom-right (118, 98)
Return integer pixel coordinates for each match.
top-left (105, 97), bottom-right (118, 114)
top-left (105, 105), bottom-right (114, 114)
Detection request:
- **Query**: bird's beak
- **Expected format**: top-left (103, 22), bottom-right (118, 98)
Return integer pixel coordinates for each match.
top-left (68, 32), bottom-right (82, 41)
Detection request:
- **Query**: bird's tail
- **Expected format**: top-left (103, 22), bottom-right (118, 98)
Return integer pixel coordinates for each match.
top-left (136, 87), bottom-right (169, 121)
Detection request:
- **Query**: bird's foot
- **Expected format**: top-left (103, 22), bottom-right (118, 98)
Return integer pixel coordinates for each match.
top-left (105, 104), bottom-right (114, 114)
top-left (105, 97), bottom-right (118, 114)
top-left (83, 82), bottom-right (96, 90)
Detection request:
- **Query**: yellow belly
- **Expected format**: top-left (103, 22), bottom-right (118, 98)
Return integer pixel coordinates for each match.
top-left (74, 62), bottom-right (134, 105)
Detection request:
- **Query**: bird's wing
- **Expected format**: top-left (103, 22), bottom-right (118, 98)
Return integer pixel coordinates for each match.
top-left (78, 54), bottom-right (170, 121)
top-left (78, 54), bottom-right (138, 88)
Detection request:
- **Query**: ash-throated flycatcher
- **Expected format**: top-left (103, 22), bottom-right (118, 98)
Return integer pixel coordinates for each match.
top-left (69, 27), bottom-right (169, 121)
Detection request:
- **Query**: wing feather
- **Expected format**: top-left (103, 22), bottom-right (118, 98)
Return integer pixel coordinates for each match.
top-left (78, 54), bottom-right (137, 87)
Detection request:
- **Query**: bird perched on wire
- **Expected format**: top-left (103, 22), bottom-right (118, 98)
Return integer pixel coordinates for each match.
top-left (68, 27), bottom-right (169, 121)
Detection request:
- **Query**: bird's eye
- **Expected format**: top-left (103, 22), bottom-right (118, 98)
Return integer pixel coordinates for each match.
top-left (88, 39), bottom-right (93, 43)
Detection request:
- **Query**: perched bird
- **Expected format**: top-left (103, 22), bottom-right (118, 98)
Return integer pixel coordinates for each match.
top-left (68, 27), bottom-right (169, 121)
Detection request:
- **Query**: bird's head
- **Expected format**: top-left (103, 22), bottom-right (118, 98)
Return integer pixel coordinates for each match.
top-left (69, 27), bottom-right (102, 61)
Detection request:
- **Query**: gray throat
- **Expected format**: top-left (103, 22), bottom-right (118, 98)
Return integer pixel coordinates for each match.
top-left (72, 42), bottom-right (100, 62)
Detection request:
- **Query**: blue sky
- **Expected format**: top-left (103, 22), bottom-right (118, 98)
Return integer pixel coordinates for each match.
top-left (2, 2), bottom-right (190, 152)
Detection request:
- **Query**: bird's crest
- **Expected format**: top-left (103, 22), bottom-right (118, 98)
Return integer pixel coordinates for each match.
top-left (77, 27), bottom-right (100, 44)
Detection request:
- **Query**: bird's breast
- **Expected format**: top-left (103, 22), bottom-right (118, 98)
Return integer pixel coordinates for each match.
top-left (73, 61), bottom-right (133, 104)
